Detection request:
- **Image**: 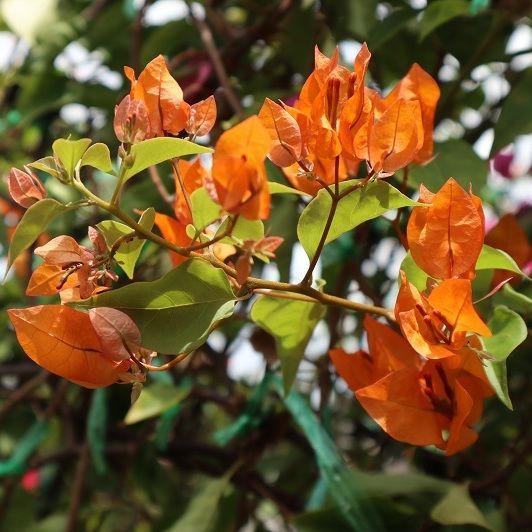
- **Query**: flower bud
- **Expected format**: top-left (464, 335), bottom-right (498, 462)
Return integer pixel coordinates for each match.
top-left (7, 167), bottom-right (47, 208)
top-left (114, 95), bottom-right (152, 144)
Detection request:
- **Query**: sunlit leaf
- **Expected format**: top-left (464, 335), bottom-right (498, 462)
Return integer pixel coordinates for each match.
top-left (124, 382), bottom-right (191, 424)
top-left (6, 199), bottom-right (74, 275)
top-left (190, 188), bottom-right (221, 230)
top-left (298, 180), bottom-right (420, 259)
top-left (98, 208), bottom-right (155, 278)
top-left (80, 143), bottom-right (115, 174)
top-left (123, 137), bottom-right (212, 181)
top-left (430, 484), bottom-right (492, 530)
top-left (251, 296), bottom-right (325, 393)
top-left (52, 138), bottom-right (91, 177)
top-left (74, 259), bottom-right (236, 354)
top-left (481, 306), bottom-right (527, 410)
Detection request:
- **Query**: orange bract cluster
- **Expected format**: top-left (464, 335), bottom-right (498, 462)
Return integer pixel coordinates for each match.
top-left (330, 179), bottom-right (494, 455)
top-left (118, 55), bottom-right (217, 141)
top-left (258, 44), bottom-right (440, 195)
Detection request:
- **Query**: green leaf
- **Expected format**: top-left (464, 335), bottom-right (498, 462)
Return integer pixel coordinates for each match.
top-left (165, 464), bottom-right (239, 532)
top-left (493, 284), bottom-right (532, 316)
top-left (28, 156), bottom-right (63, 180)
top-left (123, 138), bottom-right (212, 182)
top-left (190, 188), bottom-right (221, 230)
top-left (399, 252), bottom-right (429, 291)
top-left (481, 306), bottom-right (527, 409)
top-left (97, 208), bottom-right (156, 279)
top-left (492, 69), bottom-right (532, 155)
top-left (298, 180), bottom-right (420, 259)
top-left (274, 376), bottom-right (383, 531)
top-left (87, 389), bottom-right (108, 475)
top-left (214, 373), bottom-right (272, 445)
top-left (399, 244), bottom-right (526, 292)
top-left (476, 245), bottom-right (525, 276)
top-left (269, 181), bottom-right (310, 196)
top-left (431, 484), bottom-right (492, 530)
top-left (0, 421), bottom-right (49, 476)
top-left (80, 143), bottom-right (115, 174)
top-left (74, 259), bottom-right (236, 354)
top-left (218, 216), bottom-right (264, 243)
top-left (419, 0), bottom-right (470, 41)
top-left (52, 138), bottom-right (92, 177)
top-left (124, 381), bottom-right (191, 424)
top-left (6, 198), bottom-right (74, 274)
top-left (251, 297), bottom-right (325, 393)
top-left (409, 140), bottom-right (487, 191)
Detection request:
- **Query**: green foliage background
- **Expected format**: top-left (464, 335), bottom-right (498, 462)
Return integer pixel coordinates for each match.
top-left (1, 0), bottom-right (531, 530)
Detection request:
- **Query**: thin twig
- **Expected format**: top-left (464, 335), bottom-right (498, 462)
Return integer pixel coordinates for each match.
top-left (149, 165), bottom-right (174, 206)
top-left (0, 370), bottom-right (48, 425)
top-left (187, 3), bottom-right (244, 117)
top-left (65, 442), bottom-right (91, 532)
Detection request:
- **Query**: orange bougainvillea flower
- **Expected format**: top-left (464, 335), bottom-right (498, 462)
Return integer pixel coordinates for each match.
top-left (7, 167), bottom-right (47, 208)
top-left (185, 95), bottom-right (217, 138)
top-left (26, 263), bottom-right (79, 296)
top-left (258, 97), bottom-right (305, 168)
top-left (338, 44), bottom-right (372, 162)
top-left (330, 315), bottom-right (419, 391)
top-left (125, 55), bottom-right (190, 137)
top-left (367, 98), bottom-right (424, 174)
top-left (379, 63), bottom-right (440, 164)
top-left (173, 157), bottom-right (209, 224)
top-left (395, 272), bottom-right (491, 359)
top-left (407, 178), bottom-right (485, 280)
top-left (330, 317), bottom-right (493, 454)
top-left (485, 213), bottom-right (531, 286)
top-left (153, 212), bottom-right (191, 266)
top-left (211, 116), bottom-right (271, 220)
top-left (8, 305), bottom-right (130, 388)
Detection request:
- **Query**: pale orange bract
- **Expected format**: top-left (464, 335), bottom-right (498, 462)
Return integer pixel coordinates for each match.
top-left (7, 306), bottom-right (130, 388)
top-left (368, 98), bottom-right (424, 174)
top-left (395, 272), bottom-right (491, 359)
top-left (407, 178), bottom-right (485, 280)
top-left (380, 63), bottom-right (440, 164)
top-left (153, 212), bottom-right (191, 266)
top-left (211, 116), bottom-right (271, 220)
top-left (330, 316), bottom-right (493, 455)
top-left (125, 55), bottom-right (190, 137)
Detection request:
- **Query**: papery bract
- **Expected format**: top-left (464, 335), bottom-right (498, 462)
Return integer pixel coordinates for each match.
top-left (125, 55), bottom-right (190, 136)
top-left (26, 263), bottom-right (79, 296)
top-left (8, 306), bottom-right (130, 388)
top-left (153, 212), bottom-right (191, 266)
top-left (211, 116), bottom-right (271, 220)
top-left (89, 307), bottom-right (142, 361)
top-left (259, 98), bottom-right (302, 167)
top-left (407, 178), bottom-right (485, 280)
top-left (186, 95), bottom-right (217, 137)
top-left (381, 63), bottom-right (440, 164)
top-left (395, 272), bottom-right (491, 359)
top-left (7, 168), bottom-right (47, 208)
top-left (173, 157), bottom-right (208, 225)
top-left (368, 98), bottom-right (424, 174)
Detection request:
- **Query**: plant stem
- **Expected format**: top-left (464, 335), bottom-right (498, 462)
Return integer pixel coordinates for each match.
top-left (73, 178), bottom-right (394, 321)
top-left (171, 159), bottom-right (194, 220)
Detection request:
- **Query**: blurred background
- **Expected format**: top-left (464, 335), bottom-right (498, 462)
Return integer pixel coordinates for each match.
top-left (0, 0), bottom-right (531, 530)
